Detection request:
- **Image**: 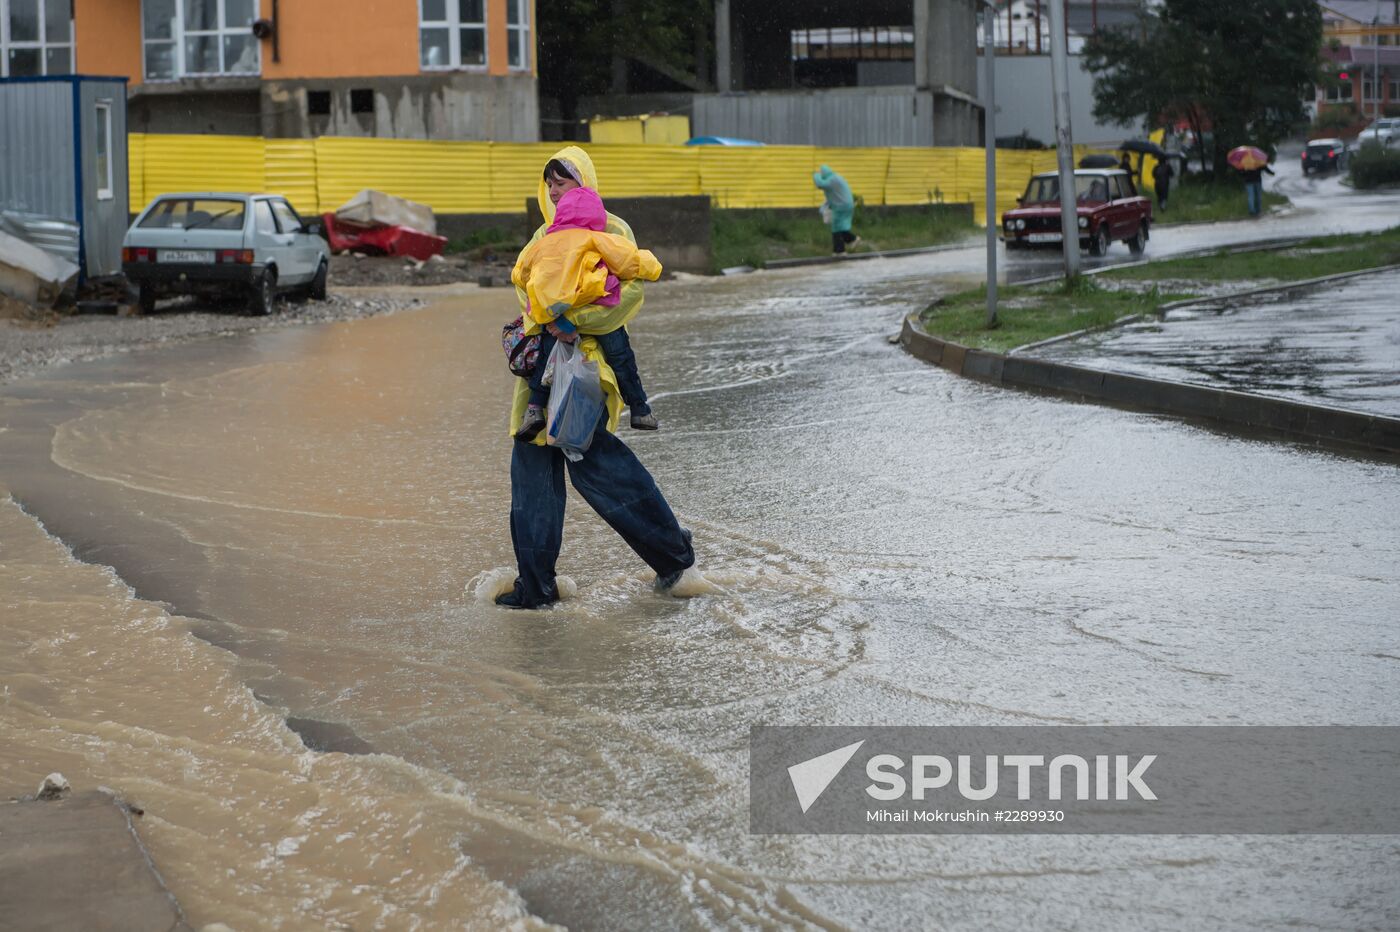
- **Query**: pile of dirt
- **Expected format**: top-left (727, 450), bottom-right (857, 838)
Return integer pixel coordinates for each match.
top-left (329, 253), bottom-right (514, 288)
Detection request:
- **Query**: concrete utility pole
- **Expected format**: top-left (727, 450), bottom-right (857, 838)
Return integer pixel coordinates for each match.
top-left (1047, 0), bottom-right (1081, 277)
top-left (1375, 3), bottom-right (1383, 119)
top-left (983, 2), bottom-right (998, 326)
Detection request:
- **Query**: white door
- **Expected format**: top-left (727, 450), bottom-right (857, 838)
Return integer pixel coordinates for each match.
top-left (272, 199), bottom-right (319, 282)
top-left (252, 199), bottom-right (300, 282)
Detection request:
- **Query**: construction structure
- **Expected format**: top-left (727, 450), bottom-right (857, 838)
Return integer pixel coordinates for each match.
top-left (707, 0), bottom-right (982, 146)
top-left (40, 0), bottom-right (538, 140)
top-left (0, 74), bottom-right (129, 281)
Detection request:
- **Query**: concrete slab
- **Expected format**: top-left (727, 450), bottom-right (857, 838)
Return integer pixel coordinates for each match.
top-left (0, 791), bottom-right (189, 931)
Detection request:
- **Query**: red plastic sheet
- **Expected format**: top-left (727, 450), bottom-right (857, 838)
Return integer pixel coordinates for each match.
top-left (321, 214), bottom-right (447, 261)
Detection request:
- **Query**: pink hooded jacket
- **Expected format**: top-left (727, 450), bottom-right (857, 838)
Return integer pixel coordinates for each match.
top-left (512, 187), bottom-right (662, 333)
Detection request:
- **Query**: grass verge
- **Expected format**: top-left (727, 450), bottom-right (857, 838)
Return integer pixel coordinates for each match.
top-left (921, 226), bottom-right (1400, 353)
top-left (711, 207), bottom-right (978, 271)
top-left (1107, 227), bottom-right (1400, 283)
top-left (921, 277), bottom-right (1194, 353)
top-left (1156, 175), bottom-right (1288, 224)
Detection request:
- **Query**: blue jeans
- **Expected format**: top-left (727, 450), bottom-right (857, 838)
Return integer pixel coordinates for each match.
top-left (1245, 181), bottom-right (1262, 216)
top-left (507, 419), bottom-right (694, 607)
top-left (529, 328), bottom-right (650, 417)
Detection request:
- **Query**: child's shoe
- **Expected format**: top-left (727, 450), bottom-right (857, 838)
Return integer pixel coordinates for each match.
top-left (630, 410), bottom-right (659, 430)
top-left (515, 404), bottom-right (547, 441)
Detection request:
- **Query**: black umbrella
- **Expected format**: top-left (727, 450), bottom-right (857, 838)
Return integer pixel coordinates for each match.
top-left (1079, 153), bottom-right (1120, 168)
top-left (1120, 138), bottom-right (1169, 159)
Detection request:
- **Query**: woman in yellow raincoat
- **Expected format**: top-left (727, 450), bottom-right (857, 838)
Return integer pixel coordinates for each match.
top-left (496, 146), bottom-right (694, 609)
top-left (511, 182), bottom-right (662, 439)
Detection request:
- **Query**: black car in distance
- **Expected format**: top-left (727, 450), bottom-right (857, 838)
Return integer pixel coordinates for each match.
top-left (1302, 138), bottom-right (1350, 175)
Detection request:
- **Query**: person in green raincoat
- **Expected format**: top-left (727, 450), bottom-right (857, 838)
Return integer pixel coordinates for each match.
top-left (813, 164), bottom-right (859, 254)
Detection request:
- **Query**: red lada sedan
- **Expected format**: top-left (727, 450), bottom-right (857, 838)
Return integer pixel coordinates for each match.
top-left (1002, 169), bottom-right (1152, 257)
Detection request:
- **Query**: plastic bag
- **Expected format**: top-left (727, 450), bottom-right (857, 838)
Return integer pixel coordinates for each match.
top-left (819, 203), bottom-right (832, 225)
top-left (543, 340), bottom-right (605, 461)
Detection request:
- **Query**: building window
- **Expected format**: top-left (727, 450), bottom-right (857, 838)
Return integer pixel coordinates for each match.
top-left (1326, 80), bottom-right (1354, 103)
top-left (1, 0), bottom-right (73, 77)
top-left (506, 0), bottom-right (529, 70)
top-left (95, 101), bottom-right (113, 199)
top-left (350, 88), bottom-right (374, 113)
top-left (420, 0), bottom-right (486, 70)
top-left (306, 89), bottom-right (331, 115)
top-left (142, 0), bottom-right (259, 81)
top-left (1390, 77), bottom-right (1400, 101)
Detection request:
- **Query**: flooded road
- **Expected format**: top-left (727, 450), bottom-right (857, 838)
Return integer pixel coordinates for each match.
top-left (3, 172), bottom-right (1400, 929)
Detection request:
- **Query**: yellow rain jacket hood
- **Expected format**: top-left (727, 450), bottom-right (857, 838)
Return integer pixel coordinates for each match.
top-left (512, 186), bottom-right (662, 330)
top-left (509, 146), bottom-right (650, 441)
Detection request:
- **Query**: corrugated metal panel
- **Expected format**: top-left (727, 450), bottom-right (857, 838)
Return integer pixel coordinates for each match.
top-left (264, 139), bottom-right (318, 215)
top-left (700, 145), bottom-right (819, 208)
top-left (315, 137), bottom-right (496, 213)
top-left (128, 132), bottom-right (145, 212)
top-left (118, 134), bottom-right (1073, 225)
top-left (143, 134), bottom-right (266, 199)
top-left (815, 147), bottom-right (891, 207)
top-left (0, 81), bottom-right (76, 221)
top-left (0, 211), bottom-right (80, 265)
top-left (79, 80), bottom-right (129, 278)
top-left (588, 145), bottom-right (701, 201)
top-left (488, 142), bottom-right (568, 213)
top-left (694, 90), bottom-right (934, 148)
top-left (885, 148), bottom-right (965, 205)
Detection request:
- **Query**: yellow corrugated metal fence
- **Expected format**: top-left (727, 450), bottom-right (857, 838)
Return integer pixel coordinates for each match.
top-left (127, 134), bottom-right (1107, 225)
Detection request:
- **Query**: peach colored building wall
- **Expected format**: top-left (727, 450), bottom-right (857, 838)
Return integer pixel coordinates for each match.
top-left (258, 0), bottom-right (418, 80)
top-left (73, 0), bottom-right (143, 82)
top-left (74, 0), bottom-right (536, 85)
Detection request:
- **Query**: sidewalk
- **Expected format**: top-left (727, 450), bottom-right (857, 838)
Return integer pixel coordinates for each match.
top-left (1029, 269), bottom-right (1400, 418)
top-left (0, 791), bottom-right (189, 929)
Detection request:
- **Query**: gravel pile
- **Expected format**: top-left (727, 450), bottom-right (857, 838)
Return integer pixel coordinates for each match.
top-left (330, 252), bottom-right (515, 287)
top-left (0, 291), bottom-right (426, 386)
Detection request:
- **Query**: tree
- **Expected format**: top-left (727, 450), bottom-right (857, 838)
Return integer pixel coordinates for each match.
top-left (538, 0), bottom-right (711, 139)
top-left (1083, 0), bottom-right (1323, 175)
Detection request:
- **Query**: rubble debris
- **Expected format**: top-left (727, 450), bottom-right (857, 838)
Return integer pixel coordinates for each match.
top-left (0, 228), bottom-right (79, 308)
top-left (322, 214), bottom-right (446, 261)
top-left (35, 773), bottom-right (71, 801)
top-left (334, 189), bottom-right (437, 237)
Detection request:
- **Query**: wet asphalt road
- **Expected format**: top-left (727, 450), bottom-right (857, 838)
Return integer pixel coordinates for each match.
top-left (0, 149), bottom-right (1397, 929)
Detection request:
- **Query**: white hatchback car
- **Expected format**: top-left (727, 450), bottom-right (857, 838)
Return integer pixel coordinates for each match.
top-left (122, 193), bottom-right (330, 315)
top-left (1357, 118), bottom-right (1399, 148)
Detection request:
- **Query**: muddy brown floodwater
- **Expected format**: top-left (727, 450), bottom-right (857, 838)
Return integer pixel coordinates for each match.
top-left (2, 249), bottom-right (1399, 929)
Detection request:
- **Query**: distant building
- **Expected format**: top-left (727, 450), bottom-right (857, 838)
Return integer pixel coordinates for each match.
top-left (0, 0), bottom-right (538, 140)
top-left (707, 0), bottom-right (982, 146)
top-left (1318, 0), bottom-right (1400, 117)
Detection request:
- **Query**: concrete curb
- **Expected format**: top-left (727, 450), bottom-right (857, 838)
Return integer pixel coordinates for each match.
top-left (763, 240), bottom-right (978, 270)
top-left (898, 315), bottom-right (1400, 456)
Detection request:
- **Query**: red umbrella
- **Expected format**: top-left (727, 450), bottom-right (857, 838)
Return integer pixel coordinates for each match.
top-left (1228, 146), bottom-right (1269, 170)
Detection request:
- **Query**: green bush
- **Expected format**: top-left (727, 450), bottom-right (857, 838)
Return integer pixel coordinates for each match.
top-left (1312, 105), bottom-right (1358, 134)
top-left (1349, 143), bottom-right (1400, 188)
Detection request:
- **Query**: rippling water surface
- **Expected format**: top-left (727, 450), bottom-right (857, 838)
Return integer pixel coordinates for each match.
top-left (2, 257), bottom-right (1399, 929)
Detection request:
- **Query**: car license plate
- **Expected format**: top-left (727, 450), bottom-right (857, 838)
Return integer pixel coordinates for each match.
top-left (159, 249), bottom-right (214, 263)
top-left (1027, 233), bottom-right (1062, 243)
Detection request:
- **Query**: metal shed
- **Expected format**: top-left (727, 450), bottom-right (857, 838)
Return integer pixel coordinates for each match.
top-left (0, 75), bottom-right (128, 281)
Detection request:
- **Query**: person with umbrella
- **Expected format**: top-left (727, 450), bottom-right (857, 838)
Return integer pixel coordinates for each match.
top-left (1229, 146), bottom-right (1274, 217)
top-left (1151, 158), bottom-right (1172, 212)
